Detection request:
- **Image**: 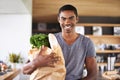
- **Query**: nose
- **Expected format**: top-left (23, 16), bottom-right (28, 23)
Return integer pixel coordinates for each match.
top-left (64, 18), bottom-right (71, 24)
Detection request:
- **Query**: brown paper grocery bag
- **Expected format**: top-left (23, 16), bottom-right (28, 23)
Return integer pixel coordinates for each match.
top-left (29, 33), bottom-right (66, 80)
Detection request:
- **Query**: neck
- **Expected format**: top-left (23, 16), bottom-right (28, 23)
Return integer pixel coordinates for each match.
top-left (62, 32), bottom-right (79, 45)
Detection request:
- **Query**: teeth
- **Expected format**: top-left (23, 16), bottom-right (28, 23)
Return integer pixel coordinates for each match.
top-left (65, 26), bottom-right (71, 28)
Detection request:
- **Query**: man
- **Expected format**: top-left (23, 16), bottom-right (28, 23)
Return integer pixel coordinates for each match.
top-left (55, 4), bottom-right (97, 80)
top-left (23, 4), bottom-right (97, 80)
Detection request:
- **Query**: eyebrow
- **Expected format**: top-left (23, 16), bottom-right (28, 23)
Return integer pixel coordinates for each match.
top-left (69, 16), bottom-right (74, 19)
top-left (61, 16), bottom-right (75, 19)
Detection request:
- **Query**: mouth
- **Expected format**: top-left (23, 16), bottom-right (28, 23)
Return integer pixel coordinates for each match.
top-left (64, 25), bottom-right (72, 33)
top-left (64, 25), bottom-right (72, 29)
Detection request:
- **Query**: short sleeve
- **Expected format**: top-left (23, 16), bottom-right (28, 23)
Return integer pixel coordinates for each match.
top-left (86, 38), bottom-right (96, 57)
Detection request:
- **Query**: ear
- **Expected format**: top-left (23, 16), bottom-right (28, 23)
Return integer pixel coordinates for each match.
top-left (76, 16), bottom-right (79, 23)
top-left (57, 17), bottom-right (60, 23)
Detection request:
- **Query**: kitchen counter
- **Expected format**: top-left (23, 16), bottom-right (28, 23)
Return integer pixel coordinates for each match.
top-left (0, 69), bottom-right (21, 80)
top-left (98, 70), bottom-right (120, 80)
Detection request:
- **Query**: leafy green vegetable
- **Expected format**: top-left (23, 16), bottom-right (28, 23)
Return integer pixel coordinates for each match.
top-left (30, 33), bottom-right (50, 49)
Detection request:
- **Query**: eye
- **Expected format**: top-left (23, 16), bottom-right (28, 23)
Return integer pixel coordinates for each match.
top-left (69, 16), bottom-right (74, 20)
top-left (61, 17), bottom-right (66, 21)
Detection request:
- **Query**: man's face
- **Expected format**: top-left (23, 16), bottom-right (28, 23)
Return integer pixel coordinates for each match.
top-left (58, 10), bottom-right (78, 33)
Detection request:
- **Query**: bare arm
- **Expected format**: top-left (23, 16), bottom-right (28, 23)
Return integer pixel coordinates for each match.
top-left (82, 57), bottom-right (97, 80)
top-left (22, 61), bottom-right (37, 74)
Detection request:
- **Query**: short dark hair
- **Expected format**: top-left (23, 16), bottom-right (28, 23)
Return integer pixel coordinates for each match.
top-left (58, 4), bottom-right (78, 17)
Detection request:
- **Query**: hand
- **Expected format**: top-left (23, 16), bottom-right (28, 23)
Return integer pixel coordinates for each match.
top-left (32, 45), bottom-right (60, 68)
top-left (22, 46), bottom-right (60, 74)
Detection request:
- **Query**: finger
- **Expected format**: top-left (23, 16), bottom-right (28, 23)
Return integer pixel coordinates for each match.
top-left (54, 57), bottom-right (61, 63)
top-left (55, 56), bottom-right (61, 61)
top-left (47, 62), bottom-right (55, 67)
top-left (39, 45), bottom-right (47, 55)
top-left (41, 45), bottom-right (45, 49)
top-left (49, 53), bottom-right (55, 58)
top-left (43, 54), bottom-right (52, 59)
top-left (49, 52), bottom-right (57, 58)
top-left (44, 52), bottom-right (56, 59)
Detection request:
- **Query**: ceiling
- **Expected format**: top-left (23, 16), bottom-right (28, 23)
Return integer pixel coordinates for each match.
top-left (32, 0), bottom-right (120, 23)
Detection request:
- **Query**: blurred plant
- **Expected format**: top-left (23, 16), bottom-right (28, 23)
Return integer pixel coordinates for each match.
top-left (9, 53), bottom-right (23, 63)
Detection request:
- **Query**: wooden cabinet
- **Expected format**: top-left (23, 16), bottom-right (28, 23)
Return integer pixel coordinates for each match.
top-left (76, 23), bottom-right (120, 67)
top-left (76, 23), bottom-right (120, 27)
top-left (88, 35), bottom-right (120, 67)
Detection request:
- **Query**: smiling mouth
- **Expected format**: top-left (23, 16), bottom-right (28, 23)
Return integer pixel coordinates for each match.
top-left (65, 25), bottom-right (72, 29)
top-left (64, 26), bottom-right (72, 33)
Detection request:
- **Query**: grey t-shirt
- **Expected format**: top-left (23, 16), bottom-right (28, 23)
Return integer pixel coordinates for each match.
top-left (54, 32), bottom-right (96, 80)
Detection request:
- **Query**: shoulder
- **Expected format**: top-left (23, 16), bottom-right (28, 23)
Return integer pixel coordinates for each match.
top-left (80, 34), bottom-right (95, 49)
top-left (80, 34), bottom-right (92, 43)
top-left (54, 32), bottom-right (61, 38)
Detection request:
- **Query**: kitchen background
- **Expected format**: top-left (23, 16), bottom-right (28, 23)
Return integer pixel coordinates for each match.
top-left (0, 0), bottom-right (120, 80)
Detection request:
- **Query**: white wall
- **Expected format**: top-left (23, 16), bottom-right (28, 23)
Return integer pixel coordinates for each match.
top-left (0, 14), bottom-right (32, 62)
top-left (22, 0), bottom-right (32, 14)
top-left (0, 0), bottom-right (30, 14)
